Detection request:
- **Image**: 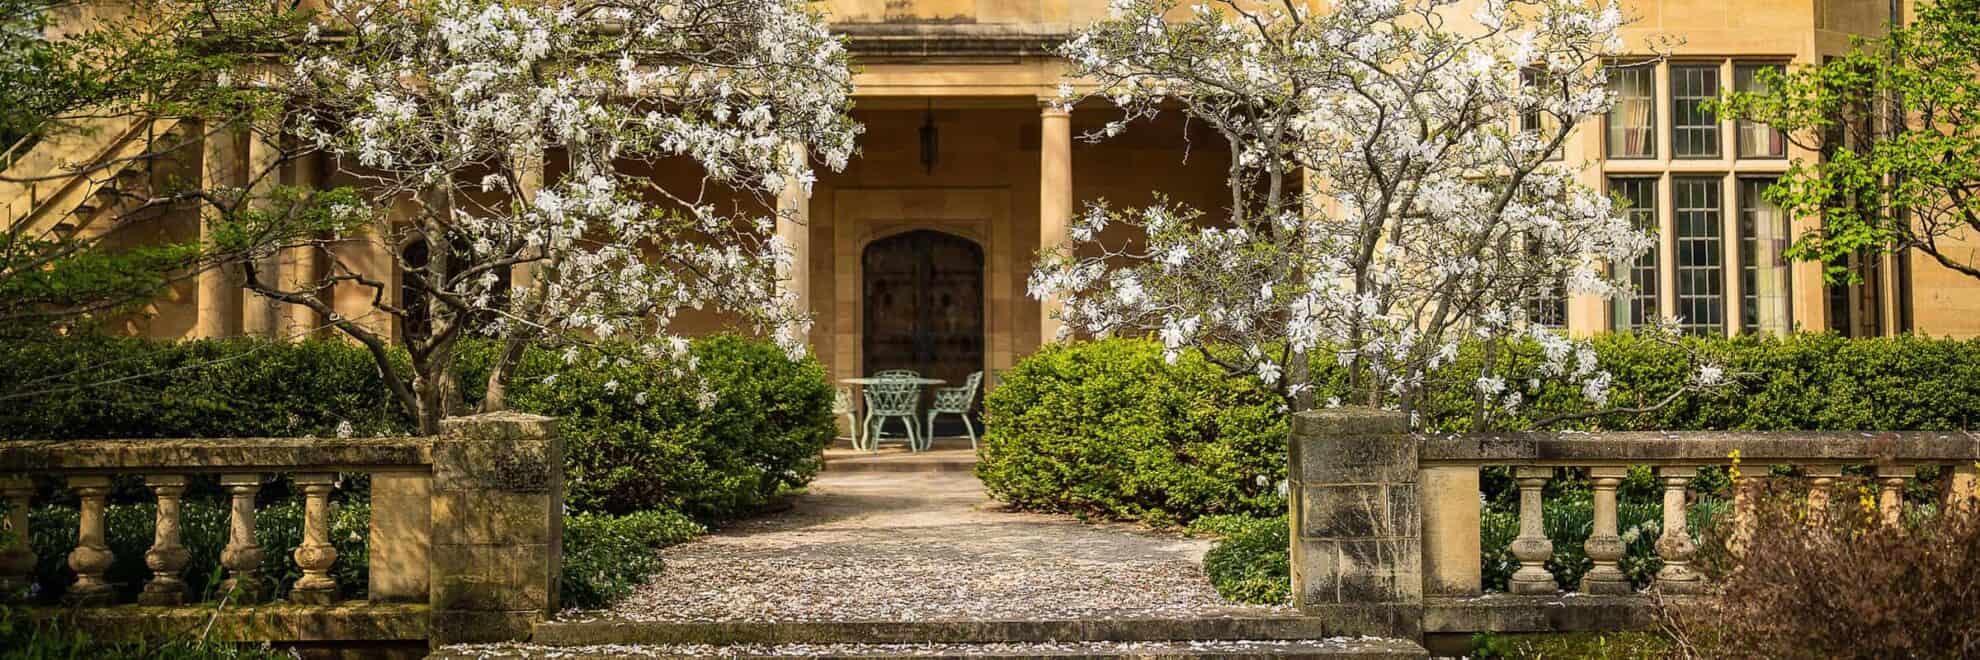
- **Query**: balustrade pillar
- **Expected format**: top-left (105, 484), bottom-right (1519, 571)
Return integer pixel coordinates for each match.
top-left (139, 475), bottom-right (191, 605)
top-left (1652, 466), bottom-right (1706, 595)
top-left (290, 474), bottom-right (339, 604)
top-left (1581, 467), bottom-right (1631, 594)
top-left (1730, 472), bottom-right (1762, 558)
top-left (1805, 465), bottom-right (1841, 527)
top-left (1952, 463), bottom-right (1980, 514)
top-left (65, 476), bottom-right (114, 605)
top-left (0, 477), bottom-right (35, 599)
top-left (1509, 467), bottom-right (1555, 595)
top-left (218, 473), bottom-right (267, 603)
top-left (1878, 465), bottom-right (1914, 528)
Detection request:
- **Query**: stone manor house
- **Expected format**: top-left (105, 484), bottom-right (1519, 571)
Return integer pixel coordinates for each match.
top-left (9, 0), bottom-right (1979, 390)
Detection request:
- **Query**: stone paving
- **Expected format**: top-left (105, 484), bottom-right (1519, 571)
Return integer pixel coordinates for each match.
top-left (575, 468), bottom-right (1290, 623)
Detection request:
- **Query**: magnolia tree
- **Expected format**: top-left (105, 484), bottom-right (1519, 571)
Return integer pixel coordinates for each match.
top-left (263, 0), bottom-right (858, 432)
top-left (1034, 0), bottom-right (1693, 428)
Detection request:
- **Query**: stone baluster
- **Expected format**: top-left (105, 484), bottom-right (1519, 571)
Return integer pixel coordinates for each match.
top-left (1729, 472), bottom-right (1762, 558)
top-left (1805, 465), bottom-right (1841, 527)
top-left (1652, 466), bottom-right (1705, 595)
top-left (65, 476), bottom-right (114, 605)
top-left (1581, 467), bottom-right (1630, 594)
top-left (0, 477), bottom-right (35, 599)
top-left (1877, 465), bottom-right (1914, 528)
top-left (139, 475), bottom-right (191, 605)
top-left (1509, 466), bottom-right (1555, 594)
top-left (290, 474), bottom-right (339, 604)
top-left (218, 473), bottom-right (267, 603)
top-left (1951, 463), bottom-right (1979, 514)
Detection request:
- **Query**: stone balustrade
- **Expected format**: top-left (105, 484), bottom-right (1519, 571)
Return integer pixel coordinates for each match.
top-left (0, 412), bottom-right (563, 650)
top-left (1289, 407), bottom-right (1980, 643)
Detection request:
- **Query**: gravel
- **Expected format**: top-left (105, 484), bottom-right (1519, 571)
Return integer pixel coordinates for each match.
top-left (582, 471), bottom-right (1291, 623)
top-left (439, 638), bottom-right (1418, 659)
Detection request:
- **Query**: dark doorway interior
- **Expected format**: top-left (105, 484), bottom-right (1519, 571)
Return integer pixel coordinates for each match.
top-left (862, 230), bottom-right (985, 436)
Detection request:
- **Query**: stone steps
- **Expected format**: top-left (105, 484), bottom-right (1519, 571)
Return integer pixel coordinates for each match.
top-left (448, 617), bottom-right (1428, 659)
top-left (432, 638), bottom-right (1429, 659)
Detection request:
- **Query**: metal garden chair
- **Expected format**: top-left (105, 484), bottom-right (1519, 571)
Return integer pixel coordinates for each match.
top-left (872, 369), bottom-right (921, 379)
top-left (862, 378), bottom-right (923, 451)
top-left (832, 386), bottom-right (863, 450)
top-left (924, 371), bottom-right (983, 450)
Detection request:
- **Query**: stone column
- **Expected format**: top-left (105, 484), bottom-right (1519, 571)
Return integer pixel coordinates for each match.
top-left (282, 150), bottom-right (325, 338)
top-left (1653, 466), bottom-right (1705, 595)
top-left (1037, 101), bottom-right (1073, 346)
top-left (1581, 466), bottom-right (1631, 594)
top-left (1877, 465), bottom-right (1913, 528)
top-left (0, 477), bottom-right (36, 599)
top-left (65, 476), bottom-right (114, 605)
top-left (1288, 407), bottom-right (1421, 639)
top-left (1418, 465), bottom-right (1480, 597)
top-left (1805, 465), bottom-right (1841, 527)
top-left (1949, 463), bottom-right (1979, 514)
top-left (290, 473), bottom-right (339, 604)
top-left (218, 473), bottom-right (267, 603)
top-left (1729, 472), bottom-right (1762, 558)
top-left (139, 475), bottom-right (191, 605)
top-left (1508, 467), bottom-right (1556, 595)
top-left (196, 120), bottom-right (244, 338)
top-left (241, 119), bottom-right (284, 337)
top-left (430, 412), bottom-right (564, 646)
top-left (776, 142), bottom-right (812, 322)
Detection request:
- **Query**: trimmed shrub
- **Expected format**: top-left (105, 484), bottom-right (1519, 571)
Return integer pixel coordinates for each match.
top-left (0, 334), bottom-right (409, 440)
top-left (977, 339), bottom-right (1288, 526)
top-left (559, 510), bottom-right (704, 609)
top-left (1201, 515), bottom-right (1290, 605)
top-left (456, 335), bottom-right (837, 522)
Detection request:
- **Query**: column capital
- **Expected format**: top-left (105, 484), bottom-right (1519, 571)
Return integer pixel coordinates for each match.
top-left (1038, 98), bottom-right (1071, 117)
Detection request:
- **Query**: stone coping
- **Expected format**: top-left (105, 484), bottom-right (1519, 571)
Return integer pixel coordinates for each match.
top-left (1421, 594), bottom-right (1695, 634)
top-left (534, 615), bottom-right (1343, 647)
top-left (23, 602), bottom-right (429, 642)
top-left (1415, 431), bottom-right (1980, 466)
top-left (0, 436), bottom-right (434, 473)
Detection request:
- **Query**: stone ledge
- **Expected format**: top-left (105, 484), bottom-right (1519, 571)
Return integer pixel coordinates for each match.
top-left (534, 615), bottom-right (1351, 647)
top-left (0, 437), bottom-right (433, 473)
top-left (23, 602), bottom-right (429, 643)
top-left (1422, 594), bottom-right (1702, 633)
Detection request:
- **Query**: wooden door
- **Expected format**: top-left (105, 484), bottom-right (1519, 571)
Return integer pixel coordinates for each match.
top-left (862, 230), bottom-right (984, 397)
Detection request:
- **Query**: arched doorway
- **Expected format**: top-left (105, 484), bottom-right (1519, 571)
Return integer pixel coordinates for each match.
top-left (862, 230), bottom-right (985, 433)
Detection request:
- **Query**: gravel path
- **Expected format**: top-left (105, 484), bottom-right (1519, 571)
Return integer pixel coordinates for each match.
top-left (582, 470), bottom-right (1289, 623)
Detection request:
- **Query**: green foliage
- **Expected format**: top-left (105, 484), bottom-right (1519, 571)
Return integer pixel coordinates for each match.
top-left (984, 334), bottom-right (1980, 527)
top-left (1200, 515), bottom-right (1290, 605)
top-left (1714, 0), bottom-right (1980, 284)
top-left (0, 333), bottom-right (411, 440)
top-left (559, 510), bottom-right (704, 610)
top-left (25, 496), bottom-right (368, 604)
top-left (977, 339), bottom-right (1288, 526)
top-left (1468, 632), bottom-right (1675, 659)
top-left (457, 334), bottom-right (837, 522)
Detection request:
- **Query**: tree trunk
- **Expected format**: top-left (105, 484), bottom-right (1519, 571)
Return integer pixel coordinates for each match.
top-left (480, 334), bottom-right (531, 412)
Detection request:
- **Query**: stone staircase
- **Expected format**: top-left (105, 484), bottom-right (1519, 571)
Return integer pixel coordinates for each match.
top-left (1, 116), bottom-right (183, 240)
top-left (431, 615), bottom-right (1429, 658)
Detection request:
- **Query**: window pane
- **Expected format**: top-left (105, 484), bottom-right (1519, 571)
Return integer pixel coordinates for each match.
top-left (1609, 178), bottom-right (1659, 330)
top-left (1527, 239), bottom-right (1568, 329)
top-left (1736, 64), bottom-right (1788, 158)
top-left (1522, 68), bottom-right (1564, 161)
top-left (1606, 65), bottom-right (1656, 158)
top-left (1672, 65), bottom-right (1721, 158)
top-left (1740, 178), bottom-right (1793, 333)
top-left (1675, 177), bottom-right (1724, 335)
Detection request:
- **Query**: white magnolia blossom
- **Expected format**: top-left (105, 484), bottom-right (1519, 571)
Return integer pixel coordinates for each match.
top-left (280, 0), bottom-right (857, 421)
top-left (1033, 0), bottom-right (1665, 422)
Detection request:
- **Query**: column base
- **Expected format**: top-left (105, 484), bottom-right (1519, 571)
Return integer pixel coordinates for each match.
top-left (219, 577), bottom-right (268, 604)
top-left (62, 585), bottom-right (113, 607)
top-left (289, 586), bottom-right (339, 605)
top-left (1579, 572), bottom-right (1633, 595)
top-left (1509, 569), bottom-right (1557, 595)
top-left (138, 581), bottom-right (186, 606)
